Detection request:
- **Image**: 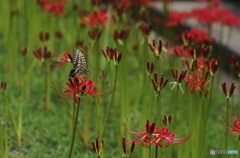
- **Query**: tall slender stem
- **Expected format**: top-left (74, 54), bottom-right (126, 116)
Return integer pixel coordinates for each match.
top-left (155, 145), bottom-right (158, 158)
top-left (69, 97), bottom-right (81, 158)
top-left (225, 98), bottom-right (229, 150)
top-left (44, 60), bottom-right (51, 111)
top-left (173, 85), bottom-right (179, 130)
top-left (100, 66), bottom-right (118, 140)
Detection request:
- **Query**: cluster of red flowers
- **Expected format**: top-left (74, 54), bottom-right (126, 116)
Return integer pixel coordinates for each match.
top-left (37, 0), bottom-right (68, 16)
top-left (182, 28), bottom-right (213, 45)
top-left (81, 10), bottom-right (108, 28)
top-left (165, 1), bottom-right (240, 28)
top-left (124, 120), bottom-right (191, 148)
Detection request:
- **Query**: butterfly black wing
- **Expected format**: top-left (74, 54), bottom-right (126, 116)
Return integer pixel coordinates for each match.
top-left (68, 49), bottom-right (88, 77)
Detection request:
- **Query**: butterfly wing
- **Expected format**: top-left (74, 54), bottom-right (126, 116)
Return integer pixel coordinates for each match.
top-left (68, 49), bottom-right (87, 77)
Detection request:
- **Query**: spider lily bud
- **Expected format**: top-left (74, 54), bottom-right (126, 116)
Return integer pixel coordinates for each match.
top-left (221, 81), bottom-right (235, 99)
top-left (162, 115), bottom-right (172, 126)
top-left (92, 137), bottom-right (104, 156)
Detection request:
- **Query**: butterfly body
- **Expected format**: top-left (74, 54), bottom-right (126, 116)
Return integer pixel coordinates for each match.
top-left (68, 49), bottom-right (88, 77)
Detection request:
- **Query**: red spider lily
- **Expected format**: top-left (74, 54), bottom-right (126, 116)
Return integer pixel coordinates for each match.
top-left (124, 120), bottom-right (191, 148)
top-left (52, 50), bottom-right (72, 66)
top-left (153, 127), bottom-right (191, 147)
top-left (82, 10), bottom-right (108, 28)
top-left (166, 10), bottom-right (189, 27)
top-left (38, 0), bottom-right (68, 16)
top-left (184, 28), bottom-right (213, 44)
top-left (119, 0), bottom-right (152, 8)
top-left (58, 76), bottom-right (110, 104)
top-left (169, 45), bottom-right (192, 59)
top-left (220, 107), bottom-right (240, 139)
top-left (123, 120), bottom-right (156, 148)
top-left (185, 70), bottom-right (209, 93)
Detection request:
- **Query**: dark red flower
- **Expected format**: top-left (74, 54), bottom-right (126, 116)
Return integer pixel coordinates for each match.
top-left (82, 10), bottom-right (108, 28)
top-left (52, 50), bottom-right (72, 66)
top-left (220, 107), bottom-right (240, 139)
top-left (153, 127), bottom-right (191, 147)
top-left (184, 28), bottom-right (213, 44)
top-left (58, 76), bottom-right (110, 104)
top-left (185, 70), bottom-right (209, 93)
top-left (38, 0), bottom-right (68, 16)
top-left (124, 120), bottom-right (156, 148)
top-left (166, 10), bottom-right (189, 27)
top-left (124, 120), bottom-right (191, 148)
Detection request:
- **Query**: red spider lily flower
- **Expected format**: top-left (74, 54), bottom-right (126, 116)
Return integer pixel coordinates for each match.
top-left (185, 70), bottom-right (209, 93)
top-left (221, 81), bottom-right (235, 98)
top-left (52, 50), bottom-right (72, 66)
top-left (219, 107), bottom-right (240, 140)
top-left (153, 127), bottom-right (191, 147)
top-left (120, 0), bottom-right (152, 8)
top-left (191, 8), bottom-right (219, 26)
top-left (169, 45), bottom-right (192, 59)
top-left (166, 10), bottom-right (189, 27)
top-left (124, 120), bottom-right (156, 148)
top-left (38, 0), bottom-right (68, 16)
top-left (184, 28), bottom-right (213, 44)
top-left (124, 120), bottom-right (191, 148)
top-left (82, 10), bottom-right (108, 28)
top-left (58, 76), bottom-right (110, 104)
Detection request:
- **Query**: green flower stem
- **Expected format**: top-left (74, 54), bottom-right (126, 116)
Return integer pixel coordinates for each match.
top-left (44, 60), bottom-right (51, 111)
top-left (173, 85), bottom-right (179, 130)
top-left (157, 94), bottom-right (162, 126)
top-left (1, 93), bottom-right (8, 158)
top-left (100, 66), bottom-right (118, 140)
top-left (2, 92), bottom-right (20, 146)
top-left (69, 97), bottom-right (81, 158)
top-left (155, 145), bottom-right (158, 158)
top-left (149, 146), bottom-right (152, 158)
top-left (225, 97), bottom-right (230, 150)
